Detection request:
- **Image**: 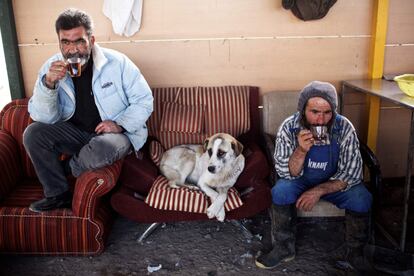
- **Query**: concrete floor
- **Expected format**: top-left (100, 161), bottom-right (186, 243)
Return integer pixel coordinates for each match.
top-left (1, 213), bottom-right (407, 276)
top-left (0, 215), bottom-right (350, 276)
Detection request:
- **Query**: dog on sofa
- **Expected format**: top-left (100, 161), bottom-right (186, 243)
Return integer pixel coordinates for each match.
top-left (159, 133), bottom-right (245, 221)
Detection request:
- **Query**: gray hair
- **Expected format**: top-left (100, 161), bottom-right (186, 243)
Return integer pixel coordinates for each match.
top-left (55, 8), bottom-right (94, 37)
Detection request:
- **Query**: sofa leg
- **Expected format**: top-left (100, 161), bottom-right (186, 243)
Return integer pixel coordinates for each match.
top-left (231, 220), bottom-right (254, 240)
top-left (137, 222), bottom-right (161, 243)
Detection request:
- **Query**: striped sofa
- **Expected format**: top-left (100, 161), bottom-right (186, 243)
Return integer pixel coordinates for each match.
top-left (111, 86), bottom-right (271, 226)
top-left (0, 99), bottom-right (123, 255)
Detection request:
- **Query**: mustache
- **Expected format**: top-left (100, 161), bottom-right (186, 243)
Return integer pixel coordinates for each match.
top-left (64, 52), bottom-right (89, 60)
top-left (64, 53), bottom-right (89, 66)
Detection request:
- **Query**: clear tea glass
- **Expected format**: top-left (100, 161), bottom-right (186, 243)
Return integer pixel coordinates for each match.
top-left (66, 57), bottom-right (82, 77)
top-left (310, 125), bottom-right (328, 145)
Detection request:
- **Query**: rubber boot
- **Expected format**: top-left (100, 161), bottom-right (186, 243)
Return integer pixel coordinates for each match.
top-left (341, 210), bottom-right (375, 274)
top-left (255, 204), bottom-right (296, 269)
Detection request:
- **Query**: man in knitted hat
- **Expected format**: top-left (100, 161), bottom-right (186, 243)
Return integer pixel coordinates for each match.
top-left (255, 81), bottom-right (373, 273)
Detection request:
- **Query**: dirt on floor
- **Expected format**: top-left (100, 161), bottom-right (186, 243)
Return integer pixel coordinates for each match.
top-left (2, 180), bottom-right (414, 275)
top-left (2, 194), bottom-right (414, 276)
top-left (1, 213), bottom-right (356, 276)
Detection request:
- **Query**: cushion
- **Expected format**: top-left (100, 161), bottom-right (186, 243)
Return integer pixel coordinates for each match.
top-left (233, 142), bottom-right (270, 190)
top-left (120, 154), bottom-right (158, 194)
top-left (147, 86), bottom-right (251, 149)
top-left (160, 102), bottom-right (204, 134)
top-left (145, 176), bottom-right (243, 214)
top-left (149, 140), bottom-right (165, 167)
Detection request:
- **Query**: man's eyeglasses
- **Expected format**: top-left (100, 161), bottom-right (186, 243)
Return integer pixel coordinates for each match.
top-left (60, 38), bottom-right (87, 48)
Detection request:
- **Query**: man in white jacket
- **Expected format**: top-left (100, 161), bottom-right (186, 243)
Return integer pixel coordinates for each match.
top-left (23, 8), bottom-right (153, 212)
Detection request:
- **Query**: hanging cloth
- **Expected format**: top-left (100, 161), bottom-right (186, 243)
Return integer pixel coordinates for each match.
top-left (282, 0), bottom-right (337, 21)
top-left (103, 0), bottom-right (143, 37)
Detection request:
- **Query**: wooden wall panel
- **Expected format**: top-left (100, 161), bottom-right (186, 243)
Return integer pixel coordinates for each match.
top-left (13, 0), bottom-right (372, 43)
top-left (13, 0), bottom-right (373, 96)
top-left (386, 0), bottom-right (414, 44)
top-left (383, 0), bottom-right (414, 75)
top-left (18, 45), bottom-right (57, 95)
top-left (20, 38), bottom-right (370, 97)
top-left (11, 0), bottom-right (413, 177)
top-left (384, 46), bottom-right (414, 75)
top-left (12, 0), bottom-right (112, 44)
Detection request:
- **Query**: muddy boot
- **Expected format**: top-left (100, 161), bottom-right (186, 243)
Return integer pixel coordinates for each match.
top-left (338, 210), bottom-right (375, 274)
top-left (255, 204), bottom-right (296, 269)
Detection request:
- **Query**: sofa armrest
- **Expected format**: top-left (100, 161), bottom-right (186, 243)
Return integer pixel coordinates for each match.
top-left (0, 131), bottom-right (21, 200)
top-left (72, 159), bottom-right (123, 217)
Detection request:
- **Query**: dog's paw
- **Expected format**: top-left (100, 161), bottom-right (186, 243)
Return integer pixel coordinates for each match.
top-left (207, 204), bottom-right (220, 219)
top-left (168, 181), bottom-right (180, 189)
top-left (184, 185), bottom-right (200, 190)
top-left (216, 208), bottom-right (225, 222)
top-left (206, 208), bottom-right (215, 219)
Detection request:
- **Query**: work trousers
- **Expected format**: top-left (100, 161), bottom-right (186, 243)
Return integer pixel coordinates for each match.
top-left (272, 177), bottom-right (372, 213)
top-left (23, 121), bottom-right (131, 197)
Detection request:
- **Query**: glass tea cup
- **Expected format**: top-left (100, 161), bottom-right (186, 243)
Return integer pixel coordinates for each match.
top-left (310, 125), bottom-right (328, 145)
top-left (66, 57), bottom-right (82, 77)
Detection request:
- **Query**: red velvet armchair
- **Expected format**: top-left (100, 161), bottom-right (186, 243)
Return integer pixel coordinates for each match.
top-left (0, 99), bottom-right (122, 255)
top-left (110, 86), bottom-right (272, 240)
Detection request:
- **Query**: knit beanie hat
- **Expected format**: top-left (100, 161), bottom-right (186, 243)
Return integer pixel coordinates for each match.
top-left (297, 81), bottom-right (338, 120)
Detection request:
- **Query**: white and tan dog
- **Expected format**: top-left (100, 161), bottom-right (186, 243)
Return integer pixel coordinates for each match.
top-left (159, 133), bottom-right (245, 221)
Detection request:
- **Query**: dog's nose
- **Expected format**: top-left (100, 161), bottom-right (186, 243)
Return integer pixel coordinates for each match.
top-left (208, 166), bottom-right (216, 173)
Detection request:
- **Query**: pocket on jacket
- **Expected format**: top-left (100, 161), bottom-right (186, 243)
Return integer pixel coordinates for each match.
top-left (96, 84), bottom-right (127, 119)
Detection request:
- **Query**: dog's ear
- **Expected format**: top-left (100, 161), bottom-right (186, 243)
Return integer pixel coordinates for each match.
top-left (203, 138), bottom-right (210, 152)
top-left (231, 140), bottom-right (244, 156)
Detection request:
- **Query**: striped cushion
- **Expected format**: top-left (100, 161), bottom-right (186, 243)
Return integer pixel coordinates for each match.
top-left (147, 86), bottom-right (250, 149)
top-left (160, 102), bottom-right (204, 133)
top-left (149, 140), bottom-right (165, 166)
top-left (145, 176), bottom-right (243, 214)
top-left (157, 132), bottom-right (206, 152)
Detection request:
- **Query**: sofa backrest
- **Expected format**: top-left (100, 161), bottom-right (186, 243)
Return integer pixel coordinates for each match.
top-left (261, 91), bottom-right (300, 136)
top-left (148, 86), bottom-right (259, 149)
top-left (0, 98), bottom-right (37, 178)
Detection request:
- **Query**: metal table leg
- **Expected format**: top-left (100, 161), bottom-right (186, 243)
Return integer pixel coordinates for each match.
top-left (400, 111), bottom-right (414, 251)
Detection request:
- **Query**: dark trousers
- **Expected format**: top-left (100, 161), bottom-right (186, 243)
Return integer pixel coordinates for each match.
top-left (23, 121), bottom-right (131, 198)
